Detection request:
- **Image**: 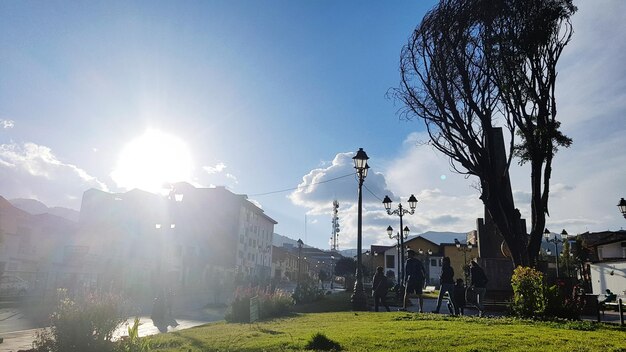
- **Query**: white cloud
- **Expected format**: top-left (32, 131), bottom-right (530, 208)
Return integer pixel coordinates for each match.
top-left (0, 119), bottom-right (14, 129)
top-left (203, 162), bottom-right (227, 174)
top-left (289, 151), bottom-right (399, 248)
top-left (199, 162), bottom-right (239, 189)
top-left (226, 173), bottom-right (238, 183)
top-left (0, 142), bottom-right (108, 209)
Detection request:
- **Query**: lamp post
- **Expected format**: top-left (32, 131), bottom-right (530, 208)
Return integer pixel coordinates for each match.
top-left (351, 148), bottom-right (369, 311)
top-left (365, 250), bottom-right (372, 280)
top-left (454, 238), bottom-right (473, 284)
top-left (365, 250), bottom-right (378, 279)
top-left (618, 198), bottom-right (626, 219)
top-left (382, 194), bottom-right (417, 285)
top-left (297, 239), bottom-right (303, 291)
top-left (544, 228), bottom-right (567, 278)
top-left (418, 248), bottom-right (432, 285)
top-left (387, 226), bottom-right (409, 283)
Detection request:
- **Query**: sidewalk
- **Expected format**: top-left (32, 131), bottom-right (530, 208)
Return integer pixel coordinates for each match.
top-left (0, 306), bottom-right (226, 352)
top-left (397, 297), bottom-right (625, 325)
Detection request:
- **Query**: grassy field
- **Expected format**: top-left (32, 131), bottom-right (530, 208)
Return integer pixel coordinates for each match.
top-left (146, 293), bottom-right (626, 352)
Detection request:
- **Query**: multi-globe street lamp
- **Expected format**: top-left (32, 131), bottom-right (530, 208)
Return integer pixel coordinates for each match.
top-left (382, 194), bottom-right (417, 285)
top-left (351, 148), bottom-right (369, 311)
top-left (544, 228), bottom-right (569, 278)
top-left (618, 198), bottom-right (626, 219)
top-left (387, 226), bottom-right (409, 283)
top-left (454, 238), bottom-right (473, 284)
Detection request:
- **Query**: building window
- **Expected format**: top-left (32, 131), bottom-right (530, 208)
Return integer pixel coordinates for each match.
top-left (386, 255), bottom-right (395, 269)
top-left (430, 259), bottom-right (437, 267)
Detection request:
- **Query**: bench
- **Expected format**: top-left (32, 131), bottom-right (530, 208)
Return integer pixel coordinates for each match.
top-left (424, 286), bottom-right (436, 293)
top-left (599, 297), bottom-right (625, 326)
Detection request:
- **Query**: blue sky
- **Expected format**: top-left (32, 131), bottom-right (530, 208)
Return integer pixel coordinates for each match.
top-left (1, 0), bottom-right (625, 251)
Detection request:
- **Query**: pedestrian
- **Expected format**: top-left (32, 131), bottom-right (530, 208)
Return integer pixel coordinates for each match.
top-left (469, 260), bottom-right (488, 317)
top-left (452, 278), bottom-right (466, 315)
top-left (400, 249), bottom-right (426, 312)
top-left (432, 257), bottom-right (455, 314)
top-left (372, 266), bottom-right (391, 312)
top-left (600, 289), bottom-right (616, 304)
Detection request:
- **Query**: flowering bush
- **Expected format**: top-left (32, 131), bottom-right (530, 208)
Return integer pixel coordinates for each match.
top-left (225, 286), bottom-right (293, 323)
top-left (511, 266), bottom-right (545, 318)
top-left (544, 283), bottom-right (585, 320)
top-left (33, 289), bottom-right (125, 352)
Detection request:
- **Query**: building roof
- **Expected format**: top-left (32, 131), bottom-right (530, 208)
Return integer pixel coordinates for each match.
top-left (579, 230), bottom-right (626, 247)
top-left (370, 245), bottom-right (392, 254)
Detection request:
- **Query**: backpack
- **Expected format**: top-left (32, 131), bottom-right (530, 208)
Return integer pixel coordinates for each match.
top-left (473, 266), bottom-right (488, 287)
top-left (405, 258), bottom-right (424, 281)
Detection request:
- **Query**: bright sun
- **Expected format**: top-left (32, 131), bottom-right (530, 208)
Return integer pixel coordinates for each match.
top-left (111, 129), bottom-right (194, 193)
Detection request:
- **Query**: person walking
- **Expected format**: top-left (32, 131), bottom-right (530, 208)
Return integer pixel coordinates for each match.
top-left (401, 249), bottom-right (426, 312)
top-left (372, 266), bottom-right (391, 312)
top-left (452, 278), bottom-right (466, 315)
top-left (432, 257), bottom-right (455, 314)
top-left (469, 260), bottom-right (488, 317)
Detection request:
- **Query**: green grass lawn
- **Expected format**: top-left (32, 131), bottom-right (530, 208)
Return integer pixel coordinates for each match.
top-left (146, 293), bottom-right (626, 352)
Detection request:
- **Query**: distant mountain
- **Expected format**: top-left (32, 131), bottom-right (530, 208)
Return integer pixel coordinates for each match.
top-left (339, 248), bottom-right (358, 258)
top-left (9, 198), bottom-right (79, 223)
top-left (273, 233), bottom-right (315, 249)
top-left (416, 231), bottom-right (469, 245)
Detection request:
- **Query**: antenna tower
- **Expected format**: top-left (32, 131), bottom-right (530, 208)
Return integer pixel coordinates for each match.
top-left (331, 200), bottom-right (340, 251)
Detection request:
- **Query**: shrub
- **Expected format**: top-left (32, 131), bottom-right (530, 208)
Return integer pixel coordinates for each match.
top-left (115, 317), bottom-right (151, 352)
top-left (292, 279), bottom-right (324, 304)
top-left (544, 283), bottom-right (585, 320)
top-left (33, 289), bottom-right (126, 352)
top-left (511, 266), bottom-right (545, 318)
top-left (304, 332), bottom-right (342, 351)
top-left (225, 286), bottom-right (293, 323)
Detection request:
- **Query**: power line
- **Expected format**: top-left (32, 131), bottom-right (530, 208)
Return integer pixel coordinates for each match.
top-left (249, 172), bottom-right (355, 197)
top-left (363, 183), bottom-right (383, 202)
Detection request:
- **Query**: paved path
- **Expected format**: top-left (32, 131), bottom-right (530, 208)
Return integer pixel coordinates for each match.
top-left (0, 306), bottom-right (226, 352)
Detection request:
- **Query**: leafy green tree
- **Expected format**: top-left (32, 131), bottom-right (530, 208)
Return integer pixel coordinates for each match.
top-left (334, 258), bottom-right (356, 278)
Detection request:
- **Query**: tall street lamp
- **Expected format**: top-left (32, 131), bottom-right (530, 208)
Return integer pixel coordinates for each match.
top-left (382, 194), bottom-right (418, 286)
top-left (618, 198), bottom-right (626, 219)
top-left (418, 248), bottom-right (432, 285)
top-left (387, 226), bottom-right (409, 282)
top-left (454, 238), bottom-right (473, 284)
top-left (351, 147), bottom-right (369, 311)
top-left (365, 250), bottom-right (379, 279)
top-left (297, 239), bottom-right (304, 291)
top-left (544, 228), bottom-right (567, 278)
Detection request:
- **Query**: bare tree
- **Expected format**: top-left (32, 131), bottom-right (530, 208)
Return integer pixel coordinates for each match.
top-left (393, 0), bottom-right (575, 267)
top-left (393, 0), bottom-right (528, 266)
top-left (488, 0), bottom-right (576, 264)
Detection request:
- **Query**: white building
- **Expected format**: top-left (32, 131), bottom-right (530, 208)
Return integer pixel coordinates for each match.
top-left (77, 183), bottom-right (277, 298)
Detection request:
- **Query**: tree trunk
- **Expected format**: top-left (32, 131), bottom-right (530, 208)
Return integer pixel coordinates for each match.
top-left (527, 158), bottom-right (545, 266)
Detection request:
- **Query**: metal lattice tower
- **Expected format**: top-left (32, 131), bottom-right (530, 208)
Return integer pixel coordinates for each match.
top-left (331, 200), bottom-right (340, 251)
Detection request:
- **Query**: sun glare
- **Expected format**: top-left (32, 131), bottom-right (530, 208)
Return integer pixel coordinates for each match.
top-left (111, 130), bottom-right (194, 193)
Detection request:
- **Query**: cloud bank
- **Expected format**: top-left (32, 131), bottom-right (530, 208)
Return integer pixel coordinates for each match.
top-left (0, 142), bottom-right (108, 209)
